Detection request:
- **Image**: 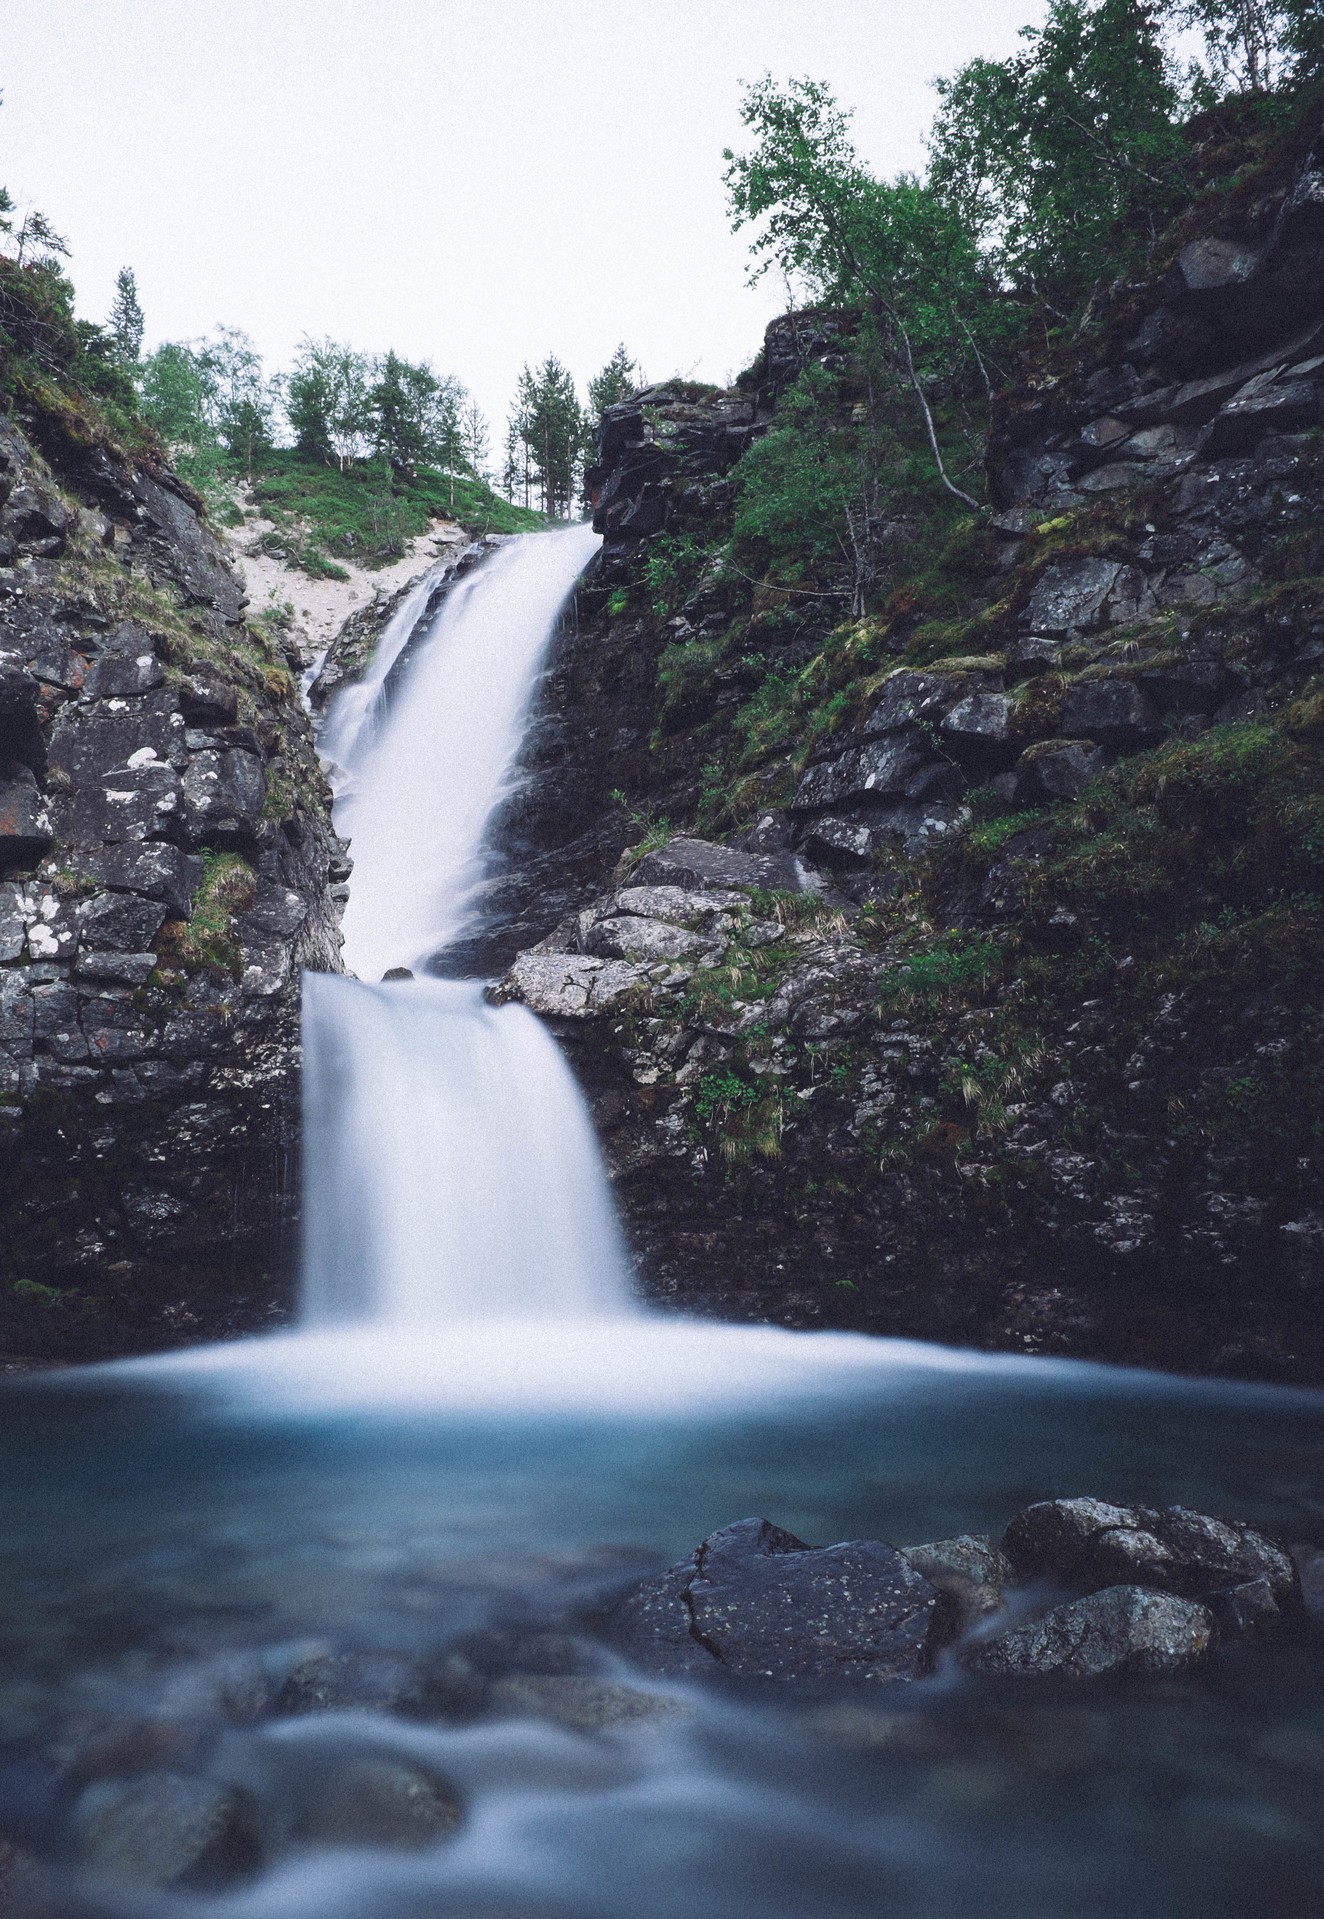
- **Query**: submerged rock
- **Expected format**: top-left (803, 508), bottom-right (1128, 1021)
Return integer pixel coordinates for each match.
top-left (72, 1771), bottom-right (255, 1888)
top-left (486, 1675), bottom-right (690, 1732)
top-left (275, 1651), bottom-right (438, 1719)
top-left (287, 1757), bottom-right (461, 1850)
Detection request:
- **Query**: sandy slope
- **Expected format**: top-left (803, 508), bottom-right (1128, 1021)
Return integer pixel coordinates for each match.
top-left (223, 501), bottom-right (469, 664)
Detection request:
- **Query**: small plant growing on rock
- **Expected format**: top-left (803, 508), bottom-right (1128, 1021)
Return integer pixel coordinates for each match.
top-left (170, 852), bottom-right (257, 980)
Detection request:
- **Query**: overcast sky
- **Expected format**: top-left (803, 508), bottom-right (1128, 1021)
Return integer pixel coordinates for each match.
top-left (1, 0), bottom-right (1044, 449)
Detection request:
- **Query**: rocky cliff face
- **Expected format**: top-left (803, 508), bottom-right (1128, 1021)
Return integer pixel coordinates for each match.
top-left (0, 398), bottom-right (342, 1357)
top-left (489, 106), bottom-right (1324, 1382)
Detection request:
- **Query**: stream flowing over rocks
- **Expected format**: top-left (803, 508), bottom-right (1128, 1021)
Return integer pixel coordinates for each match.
top-left (2, 1465), bottom-right (1319, 1912)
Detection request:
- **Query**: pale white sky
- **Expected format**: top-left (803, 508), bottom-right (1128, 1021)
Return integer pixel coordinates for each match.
top-left (1, 0), bottom-right (1043, 449)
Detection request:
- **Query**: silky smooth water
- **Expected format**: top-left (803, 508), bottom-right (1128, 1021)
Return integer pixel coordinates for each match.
top-left (1, 1366), bottom-right (1322, 1918)
top-left (330, 524), bottom-right (600, 981)
top-left (3, 530), bottom-right (1323, 1917)
top-left (300, 975), bottom-right (632, 1327)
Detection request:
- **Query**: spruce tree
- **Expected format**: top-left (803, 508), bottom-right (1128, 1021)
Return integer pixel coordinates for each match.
top-left (109, 267), bottom-right (144, 365)
top-left (460, 399), bottom-right (490, 481)
top-left (588, 345), bottom-right (639, 418)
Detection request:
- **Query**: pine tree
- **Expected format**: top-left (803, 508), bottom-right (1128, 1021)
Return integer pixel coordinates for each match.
top-left (109, 267), bottom-right (144, 365)
top-left (588, 344), bottom-right (639, 419)
top-left (527, 356), bottom-right (588, 518)
top-left (14, 207), bottom-right (69, 269)
top-left (460, 399), bottom-right (490, 481)
top-left (504, 368), bottom-right (538, 509)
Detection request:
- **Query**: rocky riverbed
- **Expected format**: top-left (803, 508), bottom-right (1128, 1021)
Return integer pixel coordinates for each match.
top-left (1, 1488), bottom-right (1318, 1907)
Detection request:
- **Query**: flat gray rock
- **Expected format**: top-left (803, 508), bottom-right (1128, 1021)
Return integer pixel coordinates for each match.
top-left (496, 952), bottom-right (655, 1018)
top-left (631, 835), bottom-right (802, 893)
top-left (604, 1517), bottom-right (939, 1683)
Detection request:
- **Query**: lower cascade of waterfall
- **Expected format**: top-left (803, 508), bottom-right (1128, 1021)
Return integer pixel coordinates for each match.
top-left (301, 973), bottom-right (632, 1326)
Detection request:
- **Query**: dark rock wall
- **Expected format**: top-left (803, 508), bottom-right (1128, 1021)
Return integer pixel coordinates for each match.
top-left (479, 109), bottom-right (1324, 1383)
top-left (0, 407), bottom-right (342, 1357)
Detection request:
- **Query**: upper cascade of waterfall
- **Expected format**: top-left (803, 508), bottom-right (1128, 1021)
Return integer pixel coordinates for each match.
top-left (316, 559), bottom-right (453, 779)
top-left (327, 524), bottom-right (601, 982)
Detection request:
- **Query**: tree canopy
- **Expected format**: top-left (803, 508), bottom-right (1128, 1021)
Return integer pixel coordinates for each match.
top-left (504, 356), bottom-right (589, 518)
top-left (588, 344), bottom-right (641, 418)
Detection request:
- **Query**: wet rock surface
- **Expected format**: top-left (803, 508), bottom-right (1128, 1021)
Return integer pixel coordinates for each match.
top-left (605, 1517), bottom-right (941, 1683)
top-left (0, 404), bottom-right (342, 1355)
top-left (464, 116), bottom-right (1324, 1381)
top-left (71, 1771), bottom-right (256, 1888)
top-left (965, 1586), bottom-right (1216, 1680)
top-left (598, 1496), bottom-right (1309, 1690)
top-left (1001, 1497), bottom-right (1300, 1602)
top-left (1, 1487), bottom-right (1317, 1903)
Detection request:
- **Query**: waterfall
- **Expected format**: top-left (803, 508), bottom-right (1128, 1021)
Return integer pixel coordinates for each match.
top-left (331, 526), bottom-right (601, 981)
top-left (315, 558), bottom-right (452, 778)
top-left (302, 525), bottom-right (634, 1327)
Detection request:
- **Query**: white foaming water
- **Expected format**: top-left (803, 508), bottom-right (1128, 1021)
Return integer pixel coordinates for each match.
top-left (333, 525), bottom-right (601, 981)
top-left (316, 559), bottom-right (450, 775)
top-left (301, 972), bottom-right (632, 1326)
top-left (121, 522), bottom-right (1021, 1401)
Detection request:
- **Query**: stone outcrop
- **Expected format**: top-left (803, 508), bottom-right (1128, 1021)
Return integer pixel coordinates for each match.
top-left (470, 102), bottom-right (1324, 1381)
top-left (1000, 1496), bottom-right (1299, 1602)
top-left (965, 1586), bottom-right (1216, 1680)
top-left (0, 402), bottom-right (342, 1356)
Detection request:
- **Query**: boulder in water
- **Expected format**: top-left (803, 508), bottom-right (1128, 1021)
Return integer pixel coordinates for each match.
top-left (965, 1585), bottom-right (1216, 1680)
top-left (1001, 1497), bottom-right (1299, 1602)
top-left (899, 1534), bottom-right (1012, 1643)
top-left (275, 1650), bottom-right (441, 1719)
top-left (603, 1517), bottom-right (940, 1683)
top-left (72, 1771), bottom-right (256, 1888)
top-left (287, 1757), bottom-right (461, 1850)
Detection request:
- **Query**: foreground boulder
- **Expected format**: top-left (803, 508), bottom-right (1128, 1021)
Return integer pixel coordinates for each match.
top-left (899, 1533), bottom-right (1012, 1640)
top-left (1002, 1497), bottom-right (1299, 1604)
top-left (598, 1498), bottom-right (1303, 1691)
top-left (603, 1517), bottom-right (940, 1682)
top-left (72, 1771), bottom-right (255, 1888)
top-left (965, 1586), bottom-right (1216, 1680)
